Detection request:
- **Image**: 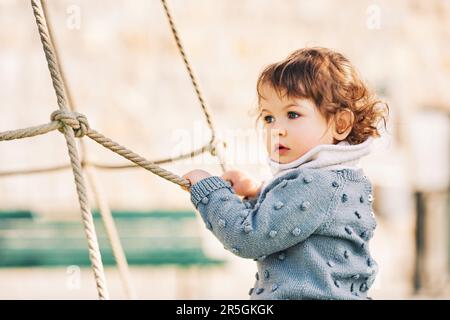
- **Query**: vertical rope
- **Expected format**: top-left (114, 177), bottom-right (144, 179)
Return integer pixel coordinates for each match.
top-left (41, 0), bottom-right (136, 300)
top-left (85, 167), bottom-right (137, 299)
top-left (30, 0), bottom-right (109, 300)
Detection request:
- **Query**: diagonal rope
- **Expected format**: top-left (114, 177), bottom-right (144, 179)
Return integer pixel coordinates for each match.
top-left (30, 0), bottom-right (109, 300)
top-left (40, 0), bottom-right (136, 300)
top-left (86, 128), bottom-right (190, 188)
top-left (160, 0), bottom-right (216, 144)
top-left (0, 113), bottom-right (192, 189)
top-left (160, 0), bottom-right (229, 172)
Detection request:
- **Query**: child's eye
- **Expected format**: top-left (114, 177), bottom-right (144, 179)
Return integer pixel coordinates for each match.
top-left (263, 115), bottom-right (275, 124)
top-left (287, 111), bottom-right (300, 119)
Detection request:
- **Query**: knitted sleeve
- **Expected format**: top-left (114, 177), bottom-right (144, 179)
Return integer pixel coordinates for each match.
top-left (189, 170), bottom-right (340, 259)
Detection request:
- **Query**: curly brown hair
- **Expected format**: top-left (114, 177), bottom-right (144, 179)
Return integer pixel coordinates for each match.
top-left (256, 47), bottom-right (389, 145)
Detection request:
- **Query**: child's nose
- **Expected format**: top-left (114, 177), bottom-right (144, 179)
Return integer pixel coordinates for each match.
top-left (271, 128), bottom-right (287, 137)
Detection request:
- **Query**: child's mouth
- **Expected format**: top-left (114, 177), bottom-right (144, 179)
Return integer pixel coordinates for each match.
top-left (275, 144), bottom-right (290, 155)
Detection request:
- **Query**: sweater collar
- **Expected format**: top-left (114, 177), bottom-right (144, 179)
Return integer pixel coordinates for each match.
top-left (266, 136), bottom-right (374, 183)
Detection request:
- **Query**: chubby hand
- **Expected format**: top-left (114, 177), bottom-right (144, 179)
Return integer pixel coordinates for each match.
top-left (222, 169), bottom-right (262, 198)
top-left (181, 169), bottom-right (212, 192)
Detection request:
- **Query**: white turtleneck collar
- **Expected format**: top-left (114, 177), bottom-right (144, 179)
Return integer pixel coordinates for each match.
top-left (261, 136), bottom-right (374, 192)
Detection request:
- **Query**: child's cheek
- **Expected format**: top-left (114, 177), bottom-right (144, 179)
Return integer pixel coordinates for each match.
top-left (290, 124), bottom-right (323, 158)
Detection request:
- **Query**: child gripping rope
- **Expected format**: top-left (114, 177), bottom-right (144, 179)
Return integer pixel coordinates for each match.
top-left (182, 47), bottom-right (389, 300)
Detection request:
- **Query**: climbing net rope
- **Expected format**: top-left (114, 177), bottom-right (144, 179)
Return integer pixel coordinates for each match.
top-left (0, 0), bottom-right (228, 299)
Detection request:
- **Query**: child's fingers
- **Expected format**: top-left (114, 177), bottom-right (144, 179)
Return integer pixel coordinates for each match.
top-left (222, 170), bottom-right (238, 186)
top-left (181, 175), bottom-right (192, 192)
top-left (221, 173), bottom-right (234, 187)
top-left (224, 179), bottom-right (234, 187)
top-left (221, 171), bottom-right (231, 181)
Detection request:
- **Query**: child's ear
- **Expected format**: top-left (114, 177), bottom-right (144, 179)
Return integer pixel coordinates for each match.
top-left (332, 109), bottom-right (355, 141)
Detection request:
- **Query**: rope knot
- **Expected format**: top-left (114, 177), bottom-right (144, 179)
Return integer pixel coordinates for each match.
top-left (51, 110), bottom-right (89, 138)
top-left (210, 139), bottom-right (227, 156)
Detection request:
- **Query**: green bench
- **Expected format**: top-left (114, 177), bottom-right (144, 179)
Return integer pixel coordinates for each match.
top-left (0, 210), bottom-right (225, 268)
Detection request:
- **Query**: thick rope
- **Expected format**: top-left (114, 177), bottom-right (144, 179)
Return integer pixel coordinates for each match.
top-left (0, 112), bottom-right (192, 189)
top-left (40, 0), bottom-right (137, 299)
top-left (86, 128), bottom-right (190, 188)
top-left (52, 110), bottom-right (191, 188)
top-left (0, 122), bottom-right (60, 141)
top-left (85, 165), bottom-right (138, 299)
top-left (31, 0), bottom-right (109, 300)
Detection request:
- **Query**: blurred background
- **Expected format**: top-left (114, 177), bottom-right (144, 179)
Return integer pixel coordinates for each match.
top-left (0, 0), bottom-right (449, 299)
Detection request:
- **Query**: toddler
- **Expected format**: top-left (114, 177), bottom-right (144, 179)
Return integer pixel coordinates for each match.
top-left (182, 47), bottom-right (389, 300)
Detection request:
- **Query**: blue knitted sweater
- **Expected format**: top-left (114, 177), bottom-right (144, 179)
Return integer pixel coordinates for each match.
top-left (189, 168), bottom-right (378, 300)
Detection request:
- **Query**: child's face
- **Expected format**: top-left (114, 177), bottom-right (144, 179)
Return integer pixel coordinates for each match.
top-left (259, 83), bottom-right (335, 164)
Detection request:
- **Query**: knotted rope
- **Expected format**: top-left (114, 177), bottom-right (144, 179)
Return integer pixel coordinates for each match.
top-left (0, 0), bottom-right (231, 299)
top-left (40, 0), bottom-right (136, 299)
top-left (30, 0), bottom-right (109, 299)
top-left (0, 110), bottom-right (193, 189)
